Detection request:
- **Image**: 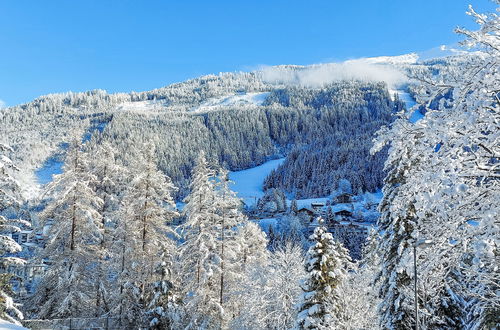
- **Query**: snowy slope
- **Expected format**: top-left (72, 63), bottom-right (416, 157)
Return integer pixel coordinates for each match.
top-left (0, 319), bottom-right (28, 330)
top-left (191, 92), bottom-right (269, 112)
top-left (229, 158), bottom-right (285, 206)
top-left (389, 89), bottom-right (423, 123)
top-left (346, 53), bottom-right (419, 65)
top-left (116, 99), bottom-right (169, 114)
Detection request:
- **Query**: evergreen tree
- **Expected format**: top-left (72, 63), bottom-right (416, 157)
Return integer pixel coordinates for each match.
top-left (296, 219), bottom-right (352, 329)
top-left (87, 142), bottom-right (128, 317)
top-left (179, 152), bottom-right (222, 329)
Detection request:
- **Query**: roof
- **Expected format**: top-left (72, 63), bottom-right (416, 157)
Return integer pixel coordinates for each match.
top-left (297, 207), bottom-right (314, 213)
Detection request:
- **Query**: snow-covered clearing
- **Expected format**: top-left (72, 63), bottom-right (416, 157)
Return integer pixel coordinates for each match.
top-left (229, 158), bottom-right (284, 206)
top-left (35, 156), bottom-right (63, 185)
top-left (389, 88), bottom-right (423, 123)
top-left (229, 158), bottom-right (381, 223)
top-left (191, 92), bottom-right (270, 112)
top-left (0, 319), bottom-right (28, 330)
top-left (35, 121), bottom-right (109, 186)
top-left (116, 100), bottom-right (169, 114)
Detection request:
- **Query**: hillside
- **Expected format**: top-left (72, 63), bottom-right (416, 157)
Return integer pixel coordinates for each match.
top-left (0, 53), bottom-right (473, 199)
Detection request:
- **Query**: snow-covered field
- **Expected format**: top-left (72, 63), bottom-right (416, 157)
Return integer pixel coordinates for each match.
top-left (229, 158), bottom-right (284, 206)
top-left (0, 319), bottom-right (28, 330)
top-left (229, 158), bottom-right (382, 223)
top-left (116, 99), bottom-right (169, 114)
top-left (191, 92), bottom-right (269, 112)
top-left (35, 157), bottom-right (63, 185)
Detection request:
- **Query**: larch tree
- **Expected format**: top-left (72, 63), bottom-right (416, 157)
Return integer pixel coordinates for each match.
top-left (112, 143), bottom-right (178, 327)
top-left (28, 139), bottom-right (104, 319)
top-left (87, 142), bottom-right (128, 317)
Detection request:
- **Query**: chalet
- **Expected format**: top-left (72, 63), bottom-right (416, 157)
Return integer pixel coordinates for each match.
top-left (10, 230), bottom-right (32, 245)
top-left (310, 202), bottom-right (325, 210)
top-left (297, 207), bottom-right (315, 217)
top-left (297, 207), bottom-right (315, 225)
top-left (336, 193), bottom-right (353, 204)
top-left (335, 209), bottom-right (353, 218)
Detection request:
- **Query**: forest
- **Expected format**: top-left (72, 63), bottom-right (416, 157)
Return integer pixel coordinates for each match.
top-left (0, 4), bottom-right (498, 330)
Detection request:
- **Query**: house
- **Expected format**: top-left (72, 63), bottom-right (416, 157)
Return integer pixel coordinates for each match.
top-left (297, 207), bottom-right (315, 225)
top-left (336, 193), bottom-right (353, 204)
top-left (335, 209), bottom-right (353, 218)
top-left (10, 230), bottom-right (33, 245)
top-left (311, 202), bottom-right (325, 210)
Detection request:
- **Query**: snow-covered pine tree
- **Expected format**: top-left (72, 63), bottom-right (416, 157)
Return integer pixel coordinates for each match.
top-left (87, 142), bottom-right (128, 317)
top-left (296, 218), bottom-right (352, 329)
top-left (179, 153), bottom-right (223, 329)
top-left (0, 143), bottom-right (28, 325)
top-left (336, 229), bottom-right (380, 330)
top-left (112, 143), bottom-right (178, 327)
top-left (28, 139), bottom-right (104, 319)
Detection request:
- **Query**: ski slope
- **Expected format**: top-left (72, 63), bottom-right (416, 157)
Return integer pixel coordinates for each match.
top-left (229, 158), bottom-right (285, 206)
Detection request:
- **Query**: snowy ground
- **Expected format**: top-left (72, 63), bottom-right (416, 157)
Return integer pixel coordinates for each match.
top-left (229, 158), bottom-right (285, 206)
top-left (389, 88), bottom-right (423, 123)
top-left (229, 158), bottom-right (382, 226)
top-left (0, 319), bottom-right (28, 330)
top-left (35, 156), bottom-right (63, 185)
top-left (116, 99), bottom-right (169, 114)
top-left (191, 92), bottom-right (269, 112)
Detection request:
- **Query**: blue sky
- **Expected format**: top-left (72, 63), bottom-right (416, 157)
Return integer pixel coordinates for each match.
top-left (0, 0), bottom-right (497, 106)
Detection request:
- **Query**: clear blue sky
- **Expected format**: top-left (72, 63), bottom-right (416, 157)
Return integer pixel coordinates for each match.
top-left (0, 0), bottom-right (496, 106)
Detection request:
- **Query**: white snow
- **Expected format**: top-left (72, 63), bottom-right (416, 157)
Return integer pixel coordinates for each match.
top-left (116, 99), bottom-right (169, 113)
top-left (346, 53), bottom-right (419, 65)
top-left (191, 92), bottom-right (270, 112)
top-left (0, 319), bottom-right (28, 330)
top-left (389, 89), bottom-right (423, 123)
top-left (35, 157), bottom-right (63, 185)
top-left (229, 158), bottom-right (285, 206)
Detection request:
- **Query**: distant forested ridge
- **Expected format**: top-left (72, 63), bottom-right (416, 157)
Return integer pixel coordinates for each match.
top-left (0, 57), bottom-right (470, 198)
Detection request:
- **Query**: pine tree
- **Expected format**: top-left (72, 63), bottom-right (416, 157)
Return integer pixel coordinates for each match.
top-left (211, 169), bottom-right (248, 328)
top-left (296, 219), bottom-right (352, 329)
top-left (178, 152), bottom-right (222, 329)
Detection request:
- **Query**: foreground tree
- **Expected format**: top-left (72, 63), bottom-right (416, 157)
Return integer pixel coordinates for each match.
top-left (296, 219), bottom-right (352, 329)
top-left (28, 140), bottom-right (103, 319)
top-left (372, 4), bottom-right (499, 328)
top-left (0, 143), bottom-right (27, 324)
top-left (87, 142), bottom-right (128, 317)
top-left (112, 144), bottom-right (178, 327)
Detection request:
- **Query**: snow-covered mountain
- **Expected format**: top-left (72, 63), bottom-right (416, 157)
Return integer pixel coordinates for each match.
top-left (0, 53), bottom-right (473, 199)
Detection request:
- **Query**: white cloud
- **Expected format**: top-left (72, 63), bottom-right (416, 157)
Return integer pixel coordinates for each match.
top-left (260, 55), bottom-right (413, 89)
top-left (0, 99), bottom-right (6, 109)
